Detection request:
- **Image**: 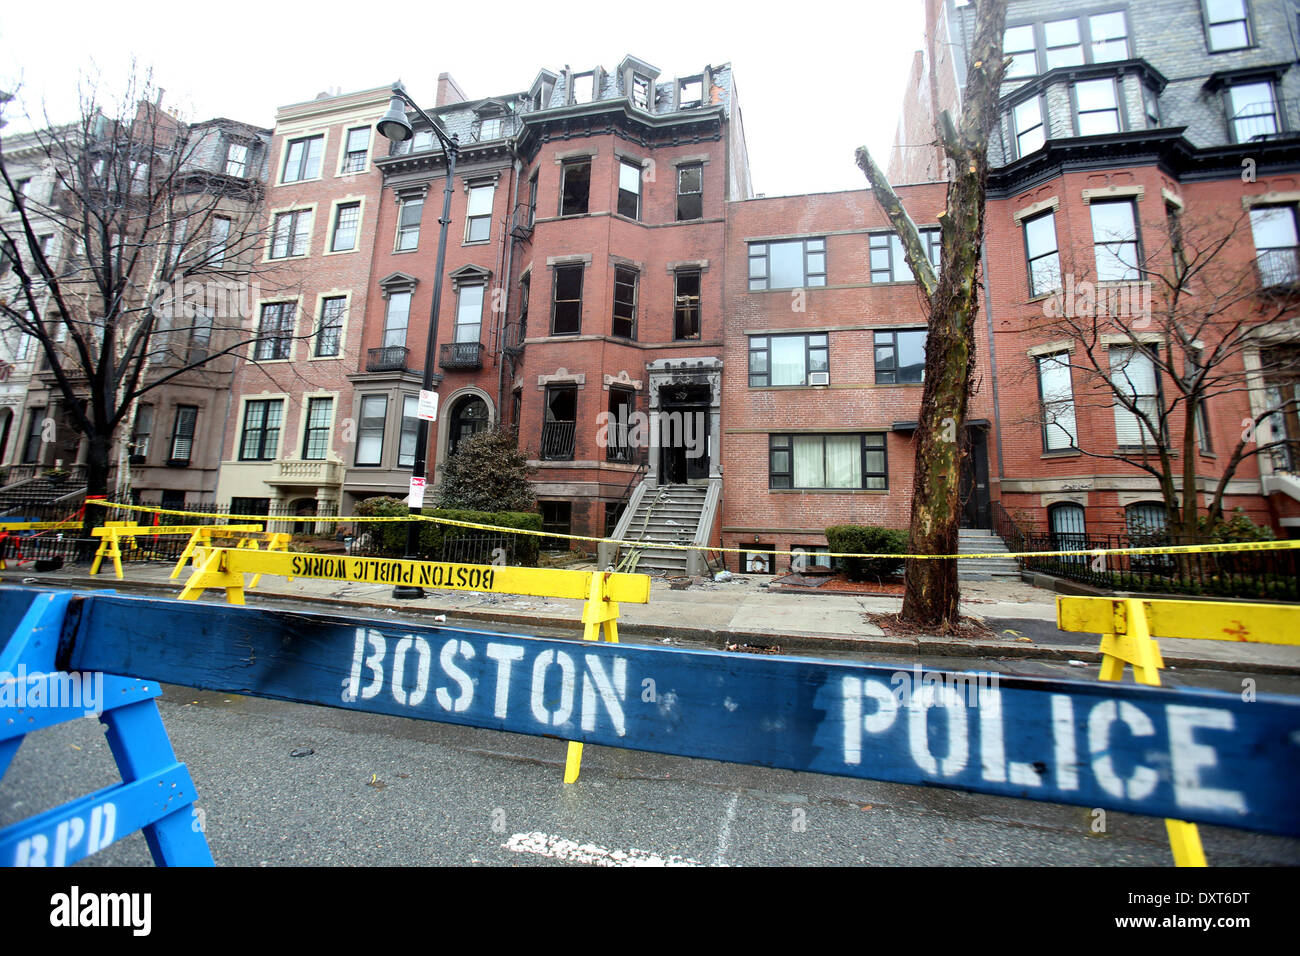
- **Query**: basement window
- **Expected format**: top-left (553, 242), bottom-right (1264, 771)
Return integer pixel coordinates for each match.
top-left (540, 501), bottom-right (573, 548)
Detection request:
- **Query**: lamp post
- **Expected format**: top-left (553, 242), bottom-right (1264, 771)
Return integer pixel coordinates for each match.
top-left (375, 83), bottom-right (459, 599)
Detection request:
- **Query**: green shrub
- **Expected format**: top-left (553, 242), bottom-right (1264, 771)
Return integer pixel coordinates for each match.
top-left (437, 426), bottom-right (536, 512)
top-left (824, 524), bottom-right (907, 581)
top-left (1198, 509), bottom-right (1275, 543)
top-left (351, 496), bottom-right (543, 566)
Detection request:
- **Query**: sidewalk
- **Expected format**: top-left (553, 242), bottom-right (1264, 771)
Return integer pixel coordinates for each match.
top-left (3, 560), bottom-right (1297, 675)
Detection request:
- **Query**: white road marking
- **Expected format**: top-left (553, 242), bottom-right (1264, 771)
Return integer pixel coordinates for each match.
top-left (503, 831), bottom-right (705, 867)
top-left (713, 790), bottom-right (740, 866)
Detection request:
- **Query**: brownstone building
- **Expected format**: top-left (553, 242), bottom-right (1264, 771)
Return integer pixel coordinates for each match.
top-left (346, 58), bottom-right (752, 571)
top-left (216, 86), bottom-right (392, 519)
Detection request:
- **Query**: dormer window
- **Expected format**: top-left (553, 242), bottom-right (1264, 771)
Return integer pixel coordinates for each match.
top-left (530, 72), bottom-right (558, 112)
top-left (1226, 80), bottom-right (1279, 142)
top-left (571, 71), bottom-right (596, 104)
top-left (619, 57), bottom-right (661, 112)
top-left (1073, 78), bottom-right (1121, 135)
top-left (1012, 96), bottom-right (1045, 158)
top-left (1044, 18), bottom-right (1084, 70)
top-left (225, 142), bottom-right (249, 177)
top-left (394, 128), bottom-right (435, 156)
top-left (1003, 12), bottom-right (1130, 78)
top-left (678, 77), bottom-right (704, 110)
top-left (1089, 12), bottom-right (1129, 62)
top-left (480, 117), bottom-right (504, 140)
top-left (1005, 25), bottom-right (1038, 78)
top-left (632, 75), bottom-right (651, 110)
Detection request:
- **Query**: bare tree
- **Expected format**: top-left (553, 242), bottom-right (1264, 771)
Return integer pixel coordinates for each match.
top-left (1023, 204), bottom-right (1300, 538)
top-left (0, 72), bottom-right (284, 532)
top-left (855, 0), bottom-right (1008, 630)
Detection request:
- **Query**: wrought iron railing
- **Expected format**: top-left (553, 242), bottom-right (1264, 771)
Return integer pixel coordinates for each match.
top-left (990, 500), bottom-right (1028, 556)
top-left (540, 421), bottom-right (576, 461)
top-left (367, 345), bottom-right (409, 372)
top-left (439, 342), bottom-right (484, 370)
top-left (1018, 530), bottom-right (1297, 601)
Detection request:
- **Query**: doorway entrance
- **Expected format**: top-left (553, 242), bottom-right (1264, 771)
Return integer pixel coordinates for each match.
top-left (658, 384), bottom-right (710, 485)
top-left (959, 425), bottom-right (991, 530)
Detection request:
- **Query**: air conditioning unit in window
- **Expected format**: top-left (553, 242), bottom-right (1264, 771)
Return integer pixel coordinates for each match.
top-left (808, 372), bottom-right (830, 386)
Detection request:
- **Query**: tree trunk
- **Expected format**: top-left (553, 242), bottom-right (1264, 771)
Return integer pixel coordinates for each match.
top-left (901, 290), bottom-right (978, 629)
top-left (81, 432), bottom-right (112, 540)
top-left (898, 0), bottom-right (1008, 630)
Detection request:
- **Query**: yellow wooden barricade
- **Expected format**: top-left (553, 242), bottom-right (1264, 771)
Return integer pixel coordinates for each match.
top-left (169, 527), bottom-right (289, 584)
top-left (90, 523), bottom-right (264, 579)
top-left (180, 547), bottom-right (651, 783)
top-left (1056, 596), bottom-right (1300, 867)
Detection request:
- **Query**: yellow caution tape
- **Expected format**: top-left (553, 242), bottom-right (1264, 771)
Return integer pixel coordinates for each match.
top-left (81, 499), bottom-right (1300, 563)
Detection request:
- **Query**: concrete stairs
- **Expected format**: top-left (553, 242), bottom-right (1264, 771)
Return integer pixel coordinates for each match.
top-left (0, 476), bottom-right (85, 515)
top-left (957, 528), bottom-right (1021, 581)
top-left (617, 484), bottom-right (710, 575)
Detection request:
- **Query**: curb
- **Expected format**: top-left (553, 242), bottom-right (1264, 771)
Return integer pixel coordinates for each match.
top-left (3, 570), bottom-right (1296, 677)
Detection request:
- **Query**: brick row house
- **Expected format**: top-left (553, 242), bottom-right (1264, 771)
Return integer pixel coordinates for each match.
top-left (883, 0), bottom-right (1300, 545)
top-left (0, 102), bottom-right (271, 512)
top-left (220, 60), bottom-right (754, 558)
top-left (719, 184), bottom-right (990, 572)
top-left (214, 86), bottom-right (392, 519)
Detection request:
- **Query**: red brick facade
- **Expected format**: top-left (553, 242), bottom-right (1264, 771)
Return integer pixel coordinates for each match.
top-left (721, 186), bottom-right (992, 571)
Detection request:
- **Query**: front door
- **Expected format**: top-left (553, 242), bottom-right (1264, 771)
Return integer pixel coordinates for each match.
top-left (658, 385), bottom-right (710, 485)
top-left (960, 427), bottom-right (991, 529)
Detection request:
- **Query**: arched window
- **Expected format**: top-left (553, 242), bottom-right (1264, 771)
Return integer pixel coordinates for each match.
top-left (1049, 502), bottom-right (1087, 564)
top-left (448, 396), bottom-right (489, 456)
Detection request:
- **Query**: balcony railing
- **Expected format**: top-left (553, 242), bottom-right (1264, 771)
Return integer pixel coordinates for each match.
top-left (1256, 248), bottom-right (1300, 289)
top-left (439, 341), bottom-right (484, 370)
top-left (367, 345), bottom-right (409, 372)
top-left (540, 421), bottom-right (576, 461)
top-left (268, 459), bottom-right (344, 486)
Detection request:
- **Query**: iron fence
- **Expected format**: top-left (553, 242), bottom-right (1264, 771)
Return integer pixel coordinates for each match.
top-left (1019, 531), bottom-right (1298, 601)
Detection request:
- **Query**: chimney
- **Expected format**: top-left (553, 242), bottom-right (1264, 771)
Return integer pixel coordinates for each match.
top-left (436, 72), bottom-right (468, 107)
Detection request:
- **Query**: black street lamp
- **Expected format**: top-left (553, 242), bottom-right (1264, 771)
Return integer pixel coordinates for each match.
top-left (375, 83), bottom-right (459, 599)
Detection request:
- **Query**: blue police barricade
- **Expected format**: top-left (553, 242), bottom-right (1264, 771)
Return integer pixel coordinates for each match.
top-left (0, 589), bottom-right (213, 866)
top-left (3, 586), bottom-right (1298, 866)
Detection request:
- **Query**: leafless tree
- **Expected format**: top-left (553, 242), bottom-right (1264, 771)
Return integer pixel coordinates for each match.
top-left (0, 72), bottom-right (295, 531)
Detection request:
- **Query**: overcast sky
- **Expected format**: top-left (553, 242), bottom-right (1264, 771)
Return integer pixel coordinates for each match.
top-left (0, 0), bottom-right (926, 198)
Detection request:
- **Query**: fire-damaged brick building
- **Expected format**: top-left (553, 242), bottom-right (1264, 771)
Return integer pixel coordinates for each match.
top-left (343, 59), bottom-right (753, 568)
